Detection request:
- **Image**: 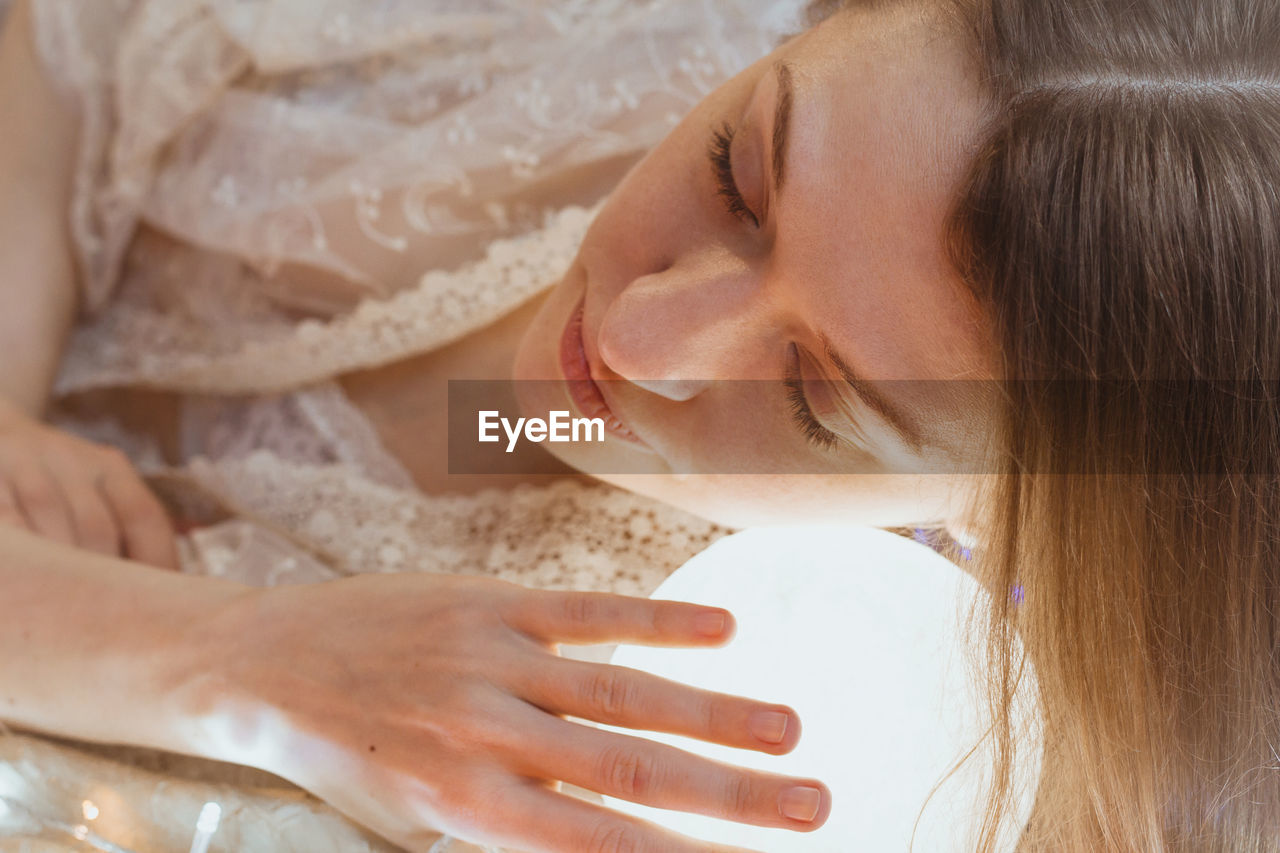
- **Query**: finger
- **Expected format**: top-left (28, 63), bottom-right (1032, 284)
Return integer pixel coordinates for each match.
top-left (485, 780), bottom-right (766, 853)
top-left (516, 657), bottom-right (801, 755)
top-left (513, 709), bottom-right (831, 833)
top-left (507, 590), bottom-right (735, 647)
top-left (53, 472), bottom-right (123, 557)
top-left (99, 464), bottom-right (179, 569)
top-left (8, 462), bottom-right (75, 545)
top-left (0, 480), bottom-right (26, 529)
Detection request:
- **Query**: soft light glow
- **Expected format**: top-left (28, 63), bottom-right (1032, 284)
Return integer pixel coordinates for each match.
top-left (189, 801), bottom-right (223, 853)
top-left (196, 801), bottom-right (222, 835)
top-left (0, 767), bottom-right (23, 830)
top-left (607, 525), bottom-right (1042, 851)
top-left (81, 799), bottom-right (99, 821)
top-left (185, 698), bottom-right (296, 779)
top-left (72, 824), bottom-right (89, 841)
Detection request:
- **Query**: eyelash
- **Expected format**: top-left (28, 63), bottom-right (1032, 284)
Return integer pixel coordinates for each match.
top-left (708, 124), bottom-right (760, 229)
top-left (708, 126), bottom-right (835, 450)
top-left (784, 344), bottom-right (841, 451)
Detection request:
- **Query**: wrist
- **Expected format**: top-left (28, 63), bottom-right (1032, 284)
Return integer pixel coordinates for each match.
top-left (151, 584), bottom-right (305, 776)
top-left (127, 578), bottom-right (264, 762)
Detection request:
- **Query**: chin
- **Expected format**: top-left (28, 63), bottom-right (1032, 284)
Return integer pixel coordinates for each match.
top-left (594, 473), bottom-right (962, 532)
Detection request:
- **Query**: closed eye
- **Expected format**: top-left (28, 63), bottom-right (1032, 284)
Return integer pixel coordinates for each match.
top-left (784, 343), bottom-right (840, 450)
top-left (708, 123), bottom-right (760, 229)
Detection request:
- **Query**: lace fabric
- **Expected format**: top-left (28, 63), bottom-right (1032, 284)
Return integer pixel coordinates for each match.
top-left (3, 1), bottom-right (805, 850)
top-left (55, 204), bottom-right (601, 395)
top-left (35, 0), bottom-right (797, 330)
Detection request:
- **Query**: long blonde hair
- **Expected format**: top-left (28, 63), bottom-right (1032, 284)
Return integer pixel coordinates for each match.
top-left (818, 0), bottom-right (1280, 848)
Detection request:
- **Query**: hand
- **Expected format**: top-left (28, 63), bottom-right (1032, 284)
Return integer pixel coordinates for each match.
top-left (187, 573), bottom-right (831, 853)
top-left (0, 396), bottom-right (178, 568)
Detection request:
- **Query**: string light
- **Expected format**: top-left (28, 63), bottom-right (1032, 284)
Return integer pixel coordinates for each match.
top-left (81, 799), bottom-right (100, 821)
top-left (188, 801), bottom-right (222, 853)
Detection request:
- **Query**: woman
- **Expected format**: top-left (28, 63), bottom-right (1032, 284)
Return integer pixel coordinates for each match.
top-left (1, 1), bottom-right (1276, 852)
top-left (0, 2), bottom-right (842, 851)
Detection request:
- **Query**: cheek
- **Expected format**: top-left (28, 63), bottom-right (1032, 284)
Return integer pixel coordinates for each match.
top-left (580, 132), bottom-right (705, 273)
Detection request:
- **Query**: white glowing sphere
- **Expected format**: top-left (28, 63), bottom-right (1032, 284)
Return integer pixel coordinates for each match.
top-left (607, 525), bottom-right (1041, 852)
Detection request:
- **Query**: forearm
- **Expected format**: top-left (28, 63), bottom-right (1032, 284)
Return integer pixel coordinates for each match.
top-left (0, 524), bottom-right (247, 756)
top-left (0, 0), bottom-right (82, 416)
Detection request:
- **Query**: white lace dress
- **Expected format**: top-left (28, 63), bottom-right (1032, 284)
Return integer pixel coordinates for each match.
top-left (0, 2), bottom-right (805, 850)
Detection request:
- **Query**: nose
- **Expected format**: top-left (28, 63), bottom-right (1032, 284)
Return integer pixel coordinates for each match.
top-left (595, 252), bottom-right (774, 400)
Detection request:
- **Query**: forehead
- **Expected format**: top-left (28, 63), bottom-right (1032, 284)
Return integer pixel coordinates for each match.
top-left (777, 3), bottom-right (995, 383)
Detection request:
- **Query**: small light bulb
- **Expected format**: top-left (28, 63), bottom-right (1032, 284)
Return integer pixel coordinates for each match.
top-left (196, 801), bottom-right (222, 835)
top-left (189, 801), bottom-right (223, 853)
top-left (73, 825), bottom-right (89, 841)
top-left (81, 800), bottom-right (99, 821)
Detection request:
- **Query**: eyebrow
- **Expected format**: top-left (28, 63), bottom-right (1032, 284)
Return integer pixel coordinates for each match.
top-left (771, 61), bottom-right (795, 195)
top-left (769, 61), bottom-right (934, 455)
top-left (818, 333), bottom-right (930, 454)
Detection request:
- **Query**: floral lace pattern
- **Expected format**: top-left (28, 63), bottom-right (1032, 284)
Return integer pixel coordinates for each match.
top-left (55, 204), bottom-right (600, 395)
top-left (34, 0), bottom-right (798, 315)
top-left (4, 0), bottom-right (804, 850)
top-left (178, 448), bottom-right (729, 598)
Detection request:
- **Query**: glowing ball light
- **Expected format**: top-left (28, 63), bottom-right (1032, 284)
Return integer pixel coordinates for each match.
top-left (607, 526), bottom-right (1042, 851)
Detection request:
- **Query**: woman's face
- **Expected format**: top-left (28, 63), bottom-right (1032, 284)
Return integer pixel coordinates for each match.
top-left (513, 1), bottom-right (996, 529)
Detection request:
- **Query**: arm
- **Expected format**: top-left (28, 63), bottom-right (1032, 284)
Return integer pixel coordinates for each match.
top-left (0, 0), bottom-right (82, 417)
top-left (1, 521), bottom-right (829, 852)
top-left (0, 523), bottom-right (242, 751)
top-left (0, 1), bottom-right (179, 565)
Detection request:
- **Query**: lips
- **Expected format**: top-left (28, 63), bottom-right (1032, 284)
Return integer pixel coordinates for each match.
top-left (559, 298), bottom-right (647, 446)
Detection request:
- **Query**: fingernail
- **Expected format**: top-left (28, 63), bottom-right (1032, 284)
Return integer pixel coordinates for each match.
top-left (694, 611), bottom-right (726, 637)
top-left (749, 710), bottom-right (789, 744)
top-left (779, 786), bottom-right (823, 822)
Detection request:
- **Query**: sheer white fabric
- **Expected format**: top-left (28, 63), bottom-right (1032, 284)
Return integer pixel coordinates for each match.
top-left (1, 1), bottom-right (805, 850)
top-left (37, 0), bottom-right (799, 388)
